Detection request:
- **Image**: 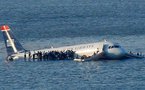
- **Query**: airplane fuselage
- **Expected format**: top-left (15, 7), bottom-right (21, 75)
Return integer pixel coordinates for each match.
top-left (11, 41), bottom-right (127, 60)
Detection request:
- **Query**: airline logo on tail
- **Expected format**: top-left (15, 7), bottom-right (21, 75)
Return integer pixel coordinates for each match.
top-left (0, 25), bottom-right (10, 31)
top-left (0, 25), bottom-right (14, 46)
top-left (0, 25), bottom-right (25, 56)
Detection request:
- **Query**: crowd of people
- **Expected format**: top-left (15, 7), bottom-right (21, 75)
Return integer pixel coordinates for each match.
top-left (24, 50), bottom-right (76, 61)
top-left (129, 51), bottom-right (144, 56)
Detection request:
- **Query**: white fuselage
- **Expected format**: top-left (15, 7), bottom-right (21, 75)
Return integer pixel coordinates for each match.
top-left (11, 41), bottom-right (127, 60)
top-left (38, 42), bottom-right (104, 56)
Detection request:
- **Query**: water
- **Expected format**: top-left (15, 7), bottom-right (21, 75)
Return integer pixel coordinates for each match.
top-left (0, 0), bottom-right (145, 89)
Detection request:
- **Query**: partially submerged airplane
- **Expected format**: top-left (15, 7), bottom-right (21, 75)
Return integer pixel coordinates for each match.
top-left (0, 25), bottom-right (144, 61)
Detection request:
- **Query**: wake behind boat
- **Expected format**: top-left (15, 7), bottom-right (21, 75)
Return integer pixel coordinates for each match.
top-left (0, 25), bottom-right (144, 61)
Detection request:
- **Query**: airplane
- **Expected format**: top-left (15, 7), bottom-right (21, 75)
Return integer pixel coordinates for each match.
top-left (0, 25), bottom-right (144, 61)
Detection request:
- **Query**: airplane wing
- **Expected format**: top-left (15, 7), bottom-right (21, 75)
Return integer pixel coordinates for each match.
top-left (84, 43), bottom-right (109, 61)
top-left (124, 53), bottom-right (145, 59)
top-left (82, 53), bottom-right (104, 61)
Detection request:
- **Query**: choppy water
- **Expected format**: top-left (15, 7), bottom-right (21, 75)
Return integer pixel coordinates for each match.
top-left (0, 0), bottom-right (145, 90)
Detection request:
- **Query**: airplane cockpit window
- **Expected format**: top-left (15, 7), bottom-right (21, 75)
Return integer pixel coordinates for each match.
top-left (108, 45), bottom-right (120, 49)
top-left (114, 45), bottom-right (120, 48)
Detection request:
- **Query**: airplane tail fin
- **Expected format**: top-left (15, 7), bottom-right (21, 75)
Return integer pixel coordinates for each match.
top-left (0, 25), bottom-right (25, 56)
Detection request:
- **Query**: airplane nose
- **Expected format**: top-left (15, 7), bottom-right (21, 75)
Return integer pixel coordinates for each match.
top-left (107, 48), bottom-right (126, 59)
top-left (117, 49), bottom-right (126, 57)
top-left (117, 49), bottom-right (123, 54)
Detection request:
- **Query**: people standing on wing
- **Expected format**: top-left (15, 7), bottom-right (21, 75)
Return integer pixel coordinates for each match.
top-left (24, 52), bottom-right (27, 60)
top-left (137, 52), bottom-right (139, 56)
top-left (129, 51), bottom-right (133, 54)
top-left (32, 51), bottom-right (36, 61)
top-left (97, 48), bottom-right (99, 53)
top-left (28, 51), bottom-right (31, 60)
top-left (36, 51), bottom-right (40, 60)
top-left (24, 50), bottom-right (76, 61)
